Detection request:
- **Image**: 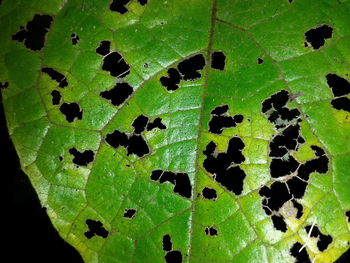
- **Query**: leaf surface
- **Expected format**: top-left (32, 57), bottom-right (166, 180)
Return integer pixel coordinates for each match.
top-left (1, 0), bottom-right (350, 262)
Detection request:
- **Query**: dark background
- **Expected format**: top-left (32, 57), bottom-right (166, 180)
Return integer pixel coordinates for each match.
top-left (1, 92), bottom-right (83, 263)
top-left (1, 92), bottom-right (349, 262)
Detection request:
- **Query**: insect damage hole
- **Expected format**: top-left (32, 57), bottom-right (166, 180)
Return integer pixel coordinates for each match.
top-left (60, 102), bottom-right (83, 122)
top-left (162, 234), bottom-right (172, 252)
top-left (202, 187), bottom-right (217, 200)
top-left (84, 219), bottom-right (109, 239)
top-left (205, 226), bottom-right (218, 236)
top-left (151, 170), bottom-right (192, 198)
top-left (110, 0), bottom-right (130, 14)
top-left (71, 33), bottom-right (79, 45)
top-left (51, 90), bottom-right (61, 105)
top-left (208, 105), bottom-right (243, 134)
top-left (123, 208), bottom-right (137, 219)
top-left (69, 147), bottom-right (94, 167)
top-left (100, 82), bottom-right (133, 106)
top-left (12, 14), bottom-right (53, 51)
top-left (211, 51), bottom-right (226, 70)
top-left (257, 58), bottom-right (264, 64)
top-left (42, 67), bottom-right (68, 88)
top-left (290, 242), bottom-right (311, 263)
top-left (304, 24), bottom-right (333, 50)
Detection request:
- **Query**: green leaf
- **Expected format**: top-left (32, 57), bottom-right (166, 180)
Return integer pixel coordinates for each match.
top-left (1, 0), bottom-right (350, 262)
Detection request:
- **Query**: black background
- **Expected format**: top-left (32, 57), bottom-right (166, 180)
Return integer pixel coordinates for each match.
top-left (1, 92), bottom-right (349, 262)
top-left (1, 93), bottom-right (83, 263)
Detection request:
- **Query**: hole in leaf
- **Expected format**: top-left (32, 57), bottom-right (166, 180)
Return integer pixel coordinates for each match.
top-left (96, 40), bottom-right (111, 56)
top-left (205, 226), bottom-right (218, 236)
top-left (51, 90), bottom-right (61, 105)
top-left (162, 234), bottom-right (172, 252)
top-left (150, 170), bottom-right (192, 198)
top-left (290, 242), bottom-right (311, 263)
top-left (42, 67), bottom-right (68, 88)
top-left (160, 68), bottom-right (181, 91)
top-left (177, 54), bottom-right (206, 81)
top-left (132, 115), bottom-right (149, 134)
top-left (331, 97), bottom-right (350, 112)
top-left (59, 102), bottom-right (82, 122)
top-left (71, 33), bottom-right (79, 45)
top-left (202, 187), bottom-right (217, 200)
top-left (165, 251), bottom-right (182, 263)
top-left (102, 52), bottom-right (130, 78)
top-left (146, 117), bottom-right (167, 131)
top-left (305, 24), bottom-right (333, 50)
top-left (106, 129), bottom-right (150, 157)
top-left (208, 105), bottom-right (243, 134)
top-left (69, 148), bottom-right (94, 167)
top-left (326, 73), bottom-right (350, 97)
top-left (100, 82), bottom-right (133, 106)
top-left (292, 200), bottom-right (303, 219)
top-left (271, 214), bottom-right (287, 232)
top-left (137, 0), bottom-right (148, 5)
top-left (346, 211), bottom-right (350, 223)
top-left (211, 51), bottom-right (226, 70)
top-left (12, 14), bottom-right (53, 51)
top-left (305, 225), bottom-right (333, 252)
top-left (203, 137), bottom-right (246, 195)
top-left (84, 219), bottom-right (109, 239)
top-left (123, 208), bottom-right (136, 219)
top-left (110, 0), bottom-right (130, 14)
top-left (257, 58), bottom-right (264, 64)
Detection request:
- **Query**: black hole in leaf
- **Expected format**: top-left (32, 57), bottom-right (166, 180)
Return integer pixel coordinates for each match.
top-left (270, 157), bottom-right (299, 178)
top-left (208, 105), bottom-right (243, 134)
top-left (102, 52), bottom-right (130, 78)
top-left (211, 51), bottom-right (226, 70)
top-left (202, 187), bottom-right (217, 200)
top-left (326, 73), bottom-right (350, 97)
top-left (317, 234), bottom-right (333, 252)
top-left (105, 129), bottom-right (149, 157)
top-left (96, 40), bottom-right (111, 56)
top-left (12, 14), bottom-right (53, 51)
top-left (177, 54), bottom-right (205, 81)
top-left (346, 211), bottom-right (350, 223)
top-left (58, 156), bottom-right (63, 161)
top-left (203, 137), bottom-right (246, 195)
top-left (331, 97), bottom-right (350, 112)
top-left (162, 234), bottom-right (172, 252)
top-left (271, 215), bottom-right (287, 232)
top-left (257, 58), bottom-right (264, 64)
top-left (150, 170), bottom-right (192, 198)
top-left (71, 33), bottom-right (79, 45)
top-left (292, 200), bottom-right (303, 219)
top-left (261, 90), bottom-right (290, 114)
top-left (259, 182), bottom-right (292, 211)
top-left (59, 102), bottom-right (83, 123)
top-left (42, 67), bottom-right (68, 88)
top-left (305, 24), bottom-right (333, 50)
top-left (0, 82), bottom-right (8, 90)
top-left (146, 117), bottom-right (166, 131)
top-left (137, 0), bottom-right (148, 5)
top-left (310, 145), bottom-right (325, 157)
top-left (205, 226), bottom-right (218, 236)
top-left (69, 148), bottom-right (94, 167)
top-left (290, 242), bottom-right (311, 263)
top-left (165, 251), bottom-right (182, 263)
top-left (160, 68), bottom-right (181, 91)
top-left (51, 90), bottom-right (61, 105)
top-left (84, 219), bottom-right (109, 239)
top-left (123, 208), bottom-right (136, 219)
top-left (211, 104), bottom-right (229, 115)
top-left (110, 0), bottom-right (130, 14)
top-left (132, 115), bottom-right (149, 134)
top-left (143, 63), bottom-right (149, 68)
top-left (100, 82), bottom-right (133, 106)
